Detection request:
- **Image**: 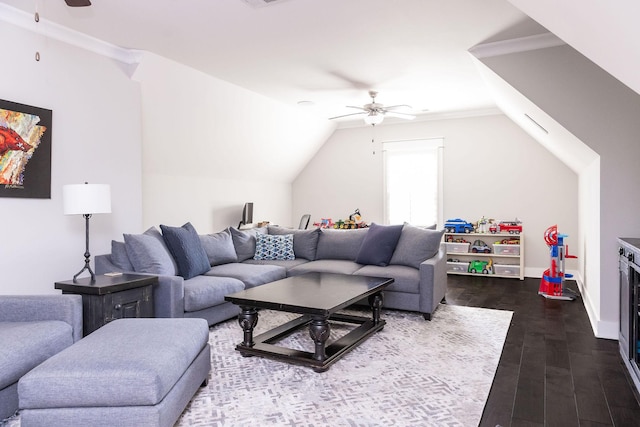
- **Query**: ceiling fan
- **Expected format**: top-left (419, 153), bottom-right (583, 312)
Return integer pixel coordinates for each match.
top-left (329, 91), bottom-right (416, 125)
top-left (65, 0), bottom-right (91, 7)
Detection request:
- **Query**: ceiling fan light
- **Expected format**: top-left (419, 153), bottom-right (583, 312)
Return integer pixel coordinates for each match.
top-left (364, 113), bottom-right (384, 126)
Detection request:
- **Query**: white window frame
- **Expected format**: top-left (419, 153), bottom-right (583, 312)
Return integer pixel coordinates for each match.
top-left (382, 138), bottom-right (444, 227)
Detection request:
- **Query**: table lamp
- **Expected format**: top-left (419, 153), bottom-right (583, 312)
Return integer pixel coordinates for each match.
top-left (63, 182), bottom-right (111, 283)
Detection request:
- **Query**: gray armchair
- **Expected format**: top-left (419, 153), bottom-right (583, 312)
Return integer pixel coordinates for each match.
top-left (0, 295), bottom-right (83, 421)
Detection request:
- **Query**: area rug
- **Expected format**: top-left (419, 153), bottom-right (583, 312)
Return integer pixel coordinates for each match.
top-left (177, 304), bottom-right (512, 427)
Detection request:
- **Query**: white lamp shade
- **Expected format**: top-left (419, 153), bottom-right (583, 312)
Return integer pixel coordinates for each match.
top-left (364, 113), bottom-right (384, 125)
top-left (63, 184), bottom-right (111, 215)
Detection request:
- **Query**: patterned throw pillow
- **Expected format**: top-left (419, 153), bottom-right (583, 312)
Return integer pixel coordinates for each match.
top-left (254, 233), bottom-right (295, 261)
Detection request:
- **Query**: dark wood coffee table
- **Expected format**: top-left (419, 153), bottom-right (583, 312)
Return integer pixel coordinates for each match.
top-left (224, 272), bottom-right (393, 372)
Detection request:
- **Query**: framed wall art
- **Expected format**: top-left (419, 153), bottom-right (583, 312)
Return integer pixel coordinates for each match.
top-left (0, 99), bottom-right (52, 199)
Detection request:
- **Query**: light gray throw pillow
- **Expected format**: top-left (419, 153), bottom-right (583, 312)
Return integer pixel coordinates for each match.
top-left (111, 240), bottom-right (134, 271)
top-left (389, 224), bottom-right (445, 269)
top-left (315, 228), bottom-right (369, 261)
top-left (230, 227), bottom-right (267, 262)
top-left (123, 227), bottom-right (177, 275)
top-left (199, 228), bottom-right (238, 266)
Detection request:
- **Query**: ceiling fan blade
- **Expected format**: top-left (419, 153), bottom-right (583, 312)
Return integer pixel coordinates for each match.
top-left (65, 0), bottom-right (92, 6)
top-left (384, 104), bottom-right (412, 111)
top-left (346, 106), bottom-right (368, 111)
top-left (385, 111), bottom-right (416, 120)
top-left (329, 112), bottom-right (367, 120)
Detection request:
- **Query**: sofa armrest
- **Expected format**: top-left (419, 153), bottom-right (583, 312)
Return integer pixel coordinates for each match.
top-left (418, 243), bottom-right (447, 318)
top-left (0, 295), bottom-right (83, 342)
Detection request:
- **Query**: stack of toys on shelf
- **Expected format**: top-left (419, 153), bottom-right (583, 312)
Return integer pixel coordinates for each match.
top-left (444, 216), bottom-right (523, 278)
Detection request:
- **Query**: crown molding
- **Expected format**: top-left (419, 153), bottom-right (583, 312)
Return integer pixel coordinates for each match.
top-left (469, 32), bottom-right (565, 59)
top-left (0, 3), bottom-right (142, 64)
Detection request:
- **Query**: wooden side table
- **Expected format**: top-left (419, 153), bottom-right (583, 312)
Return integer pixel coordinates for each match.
top-left (55, 273), bottom-right (158, 336)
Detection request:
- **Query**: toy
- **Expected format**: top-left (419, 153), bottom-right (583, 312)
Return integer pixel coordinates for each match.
top-left (476, 216), bottom-right (491, 233)
top-left (489, 219), bottom-right (522, 234)
top-left (538, 224), bottom-right (578, 300)
top-left (470, 240), bottom-right (491, 253)
top-left (444, 218), bottom-right (474, 233)
top-left (312, 218), bottom-right (334, 229)
top-left (468, 259), bottom-right (493, 274)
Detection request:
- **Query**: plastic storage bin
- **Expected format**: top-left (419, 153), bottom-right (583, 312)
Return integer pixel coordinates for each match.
top-left (446, 242), bottom-right (470, 253)
top-left (494, 264), bottom-right (520, 276)
top-left (447, 261), bottom-right (469, 273)
top-left (493, 243), bottom-right (520, 255)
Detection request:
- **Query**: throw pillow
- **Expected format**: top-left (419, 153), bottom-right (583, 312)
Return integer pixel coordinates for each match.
top-left (160, 223), bottom-right (211, 280)
top-left (230, 227), bottom-right (267, 262)
top-left (390, 223), bottom-right (445, 269)
top-left (315, 228), bottom-right (369, 261)
top-left (199, 228), bottom-right (238, 266)
top-left (111, 240), bottom-right (134, 271)
top-left (254, 233), bottom-right (295, 261)
top-left (123, 227), bottom-right (177, 275)
top-left (355, 223), bottom-right (403, 266)
top-left (268, 226), bottom-right (320, 260)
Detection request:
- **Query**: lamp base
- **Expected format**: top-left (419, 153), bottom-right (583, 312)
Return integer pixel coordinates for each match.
top-left (73, 262), bottom-right (96, 283)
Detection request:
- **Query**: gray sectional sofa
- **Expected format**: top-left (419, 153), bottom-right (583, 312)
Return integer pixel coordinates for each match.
top-left (0, 295), bottom-right (83, 421)
top-left (95, 222), bottom-right (447, 326)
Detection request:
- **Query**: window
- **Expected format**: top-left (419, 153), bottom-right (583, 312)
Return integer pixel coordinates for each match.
top-left (383, 138), bottom-right (443, 227)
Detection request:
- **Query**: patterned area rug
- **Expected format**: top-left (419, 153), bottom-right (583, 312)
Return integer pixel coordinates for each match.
top-left (177, 304), bottom-right (512, 427)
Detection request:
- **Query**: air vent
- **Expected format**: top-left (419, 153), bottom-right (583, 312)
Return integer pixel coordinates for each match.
top-left (241, 0), bottom-right (289, 8)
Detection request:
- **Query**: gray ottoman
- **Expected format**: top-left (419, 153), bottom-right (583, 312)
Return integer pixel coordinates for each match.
top-left (18, 318), bottom-right (210, 427)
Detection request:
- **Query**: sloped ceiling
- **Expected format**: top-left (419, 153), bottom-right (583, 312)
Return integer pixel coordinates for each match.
top-left (508, 0), bottom-right (640, 96)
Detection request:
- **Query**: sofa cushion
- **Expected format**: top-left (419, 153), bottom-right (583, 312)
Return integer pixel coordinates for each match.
top-left (268, 226), bottom-right (320, 260)
top-left (288, 260), bottom-right (363, 276)
top-left (124, 227), bottom-right (177, 276)
top-left (205, 263), bottom-right (286, 288)
top-left (183, 275), bottom-right (245, 312)
top-left (390, 224), bottom-right (445, 269)
top-left (315, 228), bottom-right (369, 261)
top-left (243, 258), bottom-right (310, 270)
top-left (354, 264), bottom-right (420, 293)
top-left (355, 223), bottom-right (403, 267)
top-left (0, 321), bottom-right (73, 389)
top-left (18, 318), bottom-right (208, 408)
top-left (199, 228), bottom-right (238, 266)
top-left (110, 240), bottom-right (133, 271)
top-left (254, 233), bottom-right (295, 260)
top-left (229, 227), bottom-right (267, 262)
top-left (160, 223), bottom-right (211, 280)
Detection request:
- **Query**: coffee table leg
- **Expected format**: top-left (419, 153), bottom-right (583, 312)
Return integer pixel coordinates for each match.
top-left (368, 291), bottom-right (384, 325)
top-left (238, 306), bottom-right (258, 348)
top-left (309, 317), bottom-right (331, 362)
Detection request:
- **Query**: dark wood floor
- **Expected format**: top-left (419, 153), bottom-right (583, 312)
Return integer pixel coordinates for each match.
top-left (445, 275), bottom-right (640, 427)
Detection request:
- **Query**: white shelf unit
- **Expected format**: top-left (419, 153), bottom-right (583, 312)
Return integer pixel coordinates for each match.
top-left (444, 232), bottom-right (524, 280)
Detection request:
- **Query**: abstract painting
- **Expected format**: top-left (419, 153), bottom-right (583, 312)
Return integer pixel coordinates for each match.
top-left (0, 99), bottom-right (52, 199)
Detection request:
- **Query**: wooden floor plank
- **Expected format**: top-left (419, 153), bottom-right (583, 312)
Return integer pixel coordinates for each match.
top-left (446, 275), bottom-right (640, 426)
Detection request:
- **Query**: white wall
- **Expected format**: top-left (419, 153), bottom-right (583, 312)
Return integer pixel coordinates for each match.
top-left (479, 43), bottom-right (640, 338)
top-left (0, 22), bottom-right (142, 294)
top-left (293, 113), bottom-right (578, 274)
top-left (132, 53), bottom-right (335, 233)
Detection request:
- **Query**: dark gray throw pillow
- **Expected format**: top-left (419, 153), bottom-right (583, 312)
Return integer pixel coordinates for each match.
top-left (355, 223), bottom-right (403, 266)
top-left (390, 224), bottom-right (445, 269)
top-left (160, 222), bottom-right (210, 280)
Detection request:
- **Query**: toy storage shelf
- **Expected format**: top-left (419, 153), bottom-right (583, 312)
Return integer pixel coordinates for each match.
top-left (444, 232), bottom-right (524, 280)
